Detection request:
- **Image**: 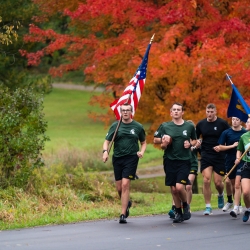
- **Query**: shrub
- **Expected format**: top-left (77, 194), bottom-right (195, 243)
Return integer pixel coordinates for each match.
top-left (0, 86), bottom-right (49, 188)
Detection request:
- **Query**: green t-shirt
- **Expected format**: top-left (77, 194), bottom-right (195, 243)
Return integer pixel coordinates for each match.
top-left (237, 131), bottom-right (250, 162)
top-left (154, 121), bottom-right (196, 160)
top-left (106, 120), bottom-right (146, 157)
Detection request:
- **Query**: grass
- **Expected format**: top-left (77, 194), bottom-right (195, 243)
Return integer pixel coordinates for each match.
top-left (42, 88), bottom-right (163, 168)
top-left (0, 88), bottom-right (220, 230)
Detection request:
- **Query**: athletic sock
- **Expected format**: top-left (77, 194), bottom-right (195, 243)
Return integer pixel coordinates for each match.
top-left (182, 201), bottom-right (188, 208)
top-left (227, 195), bottom-right (233, 203)
top-left (176, 207), bottom-right (182, 214)
top-left (206, 204), bottom-right (211, 207)
top-left (172, 205), bottom-right (176, 211)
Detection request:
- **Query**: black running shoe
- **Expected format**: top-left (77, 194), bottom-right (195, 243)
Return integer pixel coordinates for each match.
top-left (183, 204), bottom-right (191, 220)
top-left (173, 213), bottom-right (184, 223)
top-left (119, 214), bottom-right (127, 224)
top-left (125, 201), bottom-right (132, 218)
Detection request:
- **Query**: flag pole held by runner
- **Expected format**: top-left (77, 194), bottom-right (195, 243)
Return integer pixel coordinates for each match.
top-left (223, 145), bottom-right (250, 182)
top-left (107, 34), bottom-right (155, 155)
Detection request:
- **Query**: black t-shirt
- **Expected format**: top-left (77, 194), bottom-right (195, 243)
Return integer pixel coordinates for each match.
top-left (196, 117), bottom-right (230, 158)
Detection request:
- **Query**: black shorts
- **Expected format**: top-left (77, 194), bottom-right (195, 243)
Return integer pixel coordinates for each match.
top-left (189, 169), bottom-right (198, 176)
top-left (112, 155), bottom-right (139, 181)
top-left (226, 158), bottom-right (243, 179)
top-left (200, 154), bottom-right (226, 176)
top-left (163, 158), bottom-right (191, 186)
top-left (240, 162), bottom-right (250, 179)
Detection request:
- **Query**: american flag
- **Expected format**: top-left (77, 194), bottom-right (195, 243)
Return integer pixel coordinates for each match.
top-left (110, 37), bottom-right (153, 120)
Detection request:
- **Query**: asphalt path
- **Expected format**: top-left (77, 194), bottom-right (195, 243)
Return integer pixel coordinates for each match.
top-left (1, 209), bottom-right (250, 250)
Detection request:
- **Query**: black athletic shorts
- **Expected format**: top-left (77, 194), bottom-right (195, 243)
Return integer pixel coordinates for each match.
top-left (163, 158), bottom-right (191, 186)
top-left (189, 169), bottom-right (198, 176)
top-left (240, 162), bottom-right (250, 179)
top-left (200, 153), bottom-right (226, 176)
top-left (112, 154), bottom-right (139, 181)
top-left (226, 158), bottom-right (243, 179)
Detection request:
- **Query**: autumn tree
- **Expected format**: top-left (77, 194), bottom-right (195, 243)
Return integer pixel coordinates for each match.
top-left (22, 0), bottom-right (250, 140)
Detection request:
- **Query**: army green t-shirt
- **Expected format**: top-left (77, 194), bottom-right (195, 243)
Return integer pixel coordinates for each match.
top-left (106, 120), bottom-right (146, 157)
top-left (237, 131), bottom-right (250, 162)
top-left (154, 121), bottom-right (196, 160)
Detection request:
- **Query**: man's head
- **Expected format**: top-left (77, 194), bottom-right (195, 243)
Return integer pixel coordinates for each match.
top-left (206, 103), bottom-right (217, 122)
top-left (170, 102), bottom-right (184, 119)
top-left (246, 118), bottom-right (250, 131)
top-left (120, 104), bottom-right (133, 120)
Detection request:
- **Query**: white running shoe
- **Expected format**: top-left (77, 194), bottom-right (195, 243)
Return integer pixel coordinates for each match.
top-left (230, 207), bottom-right (239, 218)
top-left (222, 202), bottom-right (233, 212)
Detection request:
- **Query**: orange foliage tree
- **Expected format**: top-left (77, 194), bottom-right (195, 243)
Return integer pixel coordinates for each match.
top-left (21, 0), bottom-right (250, 141)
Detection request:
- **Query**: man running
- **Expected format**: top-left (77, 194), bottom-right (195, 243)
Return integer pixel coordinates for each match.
top-left (154, 102), bottom-right (196, 223)
top-left (196, 103), bottom-right (230, 215)
top-left (102, 104), bottom-right (147, 224)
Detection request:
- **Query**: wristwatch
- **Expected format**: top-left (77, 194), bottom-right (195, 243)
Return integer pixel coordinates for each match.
top-left (103, 150), bottom-right (108, 153)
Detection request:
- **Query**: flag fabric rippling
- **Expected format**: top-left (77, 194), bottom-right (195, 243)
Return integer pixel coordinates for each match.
top-left (110, 41), bottom-right (152, 120)
top-left (226, 74), bottom-right (250, 122)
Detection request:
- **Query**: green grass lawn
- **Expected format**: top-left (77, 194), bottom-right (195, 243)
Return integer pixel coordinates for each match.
top-left (43, 88), bottom-right (108, 151)
top-left (43, 88), bottom-right (162, 167)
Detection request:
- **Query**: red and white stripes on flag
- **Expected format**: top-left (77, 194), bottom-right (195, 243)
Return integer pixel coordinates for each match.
top-left (110, 40), bottom-right (152, 120)
top-left (110, 73), bottom-right (145, 120)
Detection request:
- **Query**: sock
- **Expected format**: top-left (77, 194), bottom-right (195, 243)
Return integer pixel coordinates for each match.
top-left (234, 205), bottom-right (239, 210)
top-left (182, 201), bottom-right (188, 208)
top-left (176, 207), bottom-right (182, 214)
top-left (218, 192), bottom-right (224, 197)
top-left (227, 195), bottom-right (233, 203)
top-left (172, 205), bottom-right (176, 211)
top-left (206, 204), bottom-right (211, 208)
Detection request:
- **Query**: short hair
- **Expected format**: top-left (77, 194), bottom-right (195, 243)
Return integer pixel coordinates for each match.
top-left (206, 103), bottom-right (216, 109)
top-left (171, 102), bottom-right (184, 111)
top-left (120, 103), bottom-right (133, 112)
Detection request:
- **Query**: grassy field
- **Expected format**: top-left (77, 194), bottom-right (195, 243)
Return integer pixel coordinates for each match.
top-left (43, 88), bottom-right (163, 168)
top-left (0, 88), bottom-right (222, 230)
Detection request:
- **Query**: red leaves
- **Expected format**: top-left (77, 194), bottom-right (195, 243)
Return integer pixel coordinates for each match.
top-left (22, 0), bottom-right (250, 131)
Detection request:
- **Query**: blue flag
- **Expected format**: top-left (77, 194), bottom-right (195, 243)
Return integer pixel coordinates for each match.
top-left (227, 75), bottom-right (250, 122)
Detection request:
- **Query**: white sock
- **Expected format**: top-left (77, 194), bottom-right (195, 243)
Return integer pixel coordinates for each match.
top-left (206, 204), bottom-right (211, 207)
top-left (234, 205), bottom-right (239, 210)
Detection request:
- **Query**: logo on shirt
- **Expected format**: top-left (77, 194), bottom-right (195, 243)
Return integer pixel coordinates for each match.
top-left (214, 127), bottom-right (217, 131)
top-left (183, 130), bottom-right (187, 136)
top-left (130, 129), bottom-right (135, 134)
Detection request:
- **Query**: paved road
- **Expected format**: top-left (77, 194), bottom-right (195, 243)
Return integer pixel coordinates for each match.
top-left (1, 209), bottom-right (249, 250)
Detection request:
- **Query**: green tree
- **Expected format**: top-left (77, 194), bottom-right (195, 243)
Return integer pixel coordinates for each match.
top-left (0, 86), bottom-right (49, 188)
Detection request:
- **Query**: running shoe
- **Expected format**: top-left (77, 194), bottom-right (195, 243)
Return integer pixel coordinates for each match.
top-left (203, 207), bottom-right (212, 215)
top-left (222, 202), bottom-right (233, 212)
top-left (242, 211), bottom-right (250, 222)
top-left (119, 214), bottom-right (127, 224)
top-left (125, 201), bottom-right (132, 218)
top-left (183, 204), bottom-right (191, 220)
top-left (230, 207), bottom-right (239, 218)
top-left (218, 195), bottom-right (224, 209)
top-left (173, 213), bottom-right (184, 223)
top-left (168, 209), bottom-right (176, 219)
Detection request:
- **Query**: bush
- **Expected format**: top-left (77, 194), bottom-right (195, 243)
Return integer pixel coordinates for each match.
top-left (0, 86), bottom-right (49, 188)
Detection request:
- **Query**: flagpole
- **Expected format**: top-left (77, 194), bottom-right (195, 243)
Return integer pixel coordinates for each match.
top-left (226, 73), bottom-right (234, 85)
top-left (107, 34), bottom-right (155, 155)
top-left (223, 145), bottom-right (250, 182)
